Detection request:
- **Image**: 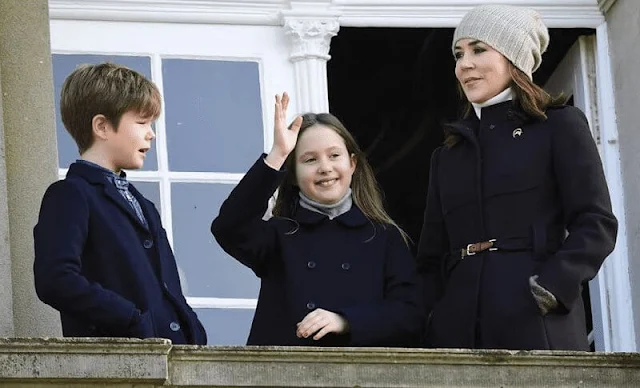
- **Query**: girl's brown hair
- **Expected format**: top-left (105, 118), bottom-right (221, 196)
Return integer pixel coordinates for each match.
top-left (272, 113), bottom-right (409, 243)
top-left (445, 63), bottom-right (565, 148)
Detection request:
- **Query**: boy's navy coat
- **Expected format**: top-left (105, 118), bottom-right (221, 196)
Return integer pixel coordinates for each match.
top-left (34, 162), bottom-right (207, 345)
top-left (417, 103), bottom-right (617, 350)
top-left (211, 156), bottom-right (423, 346)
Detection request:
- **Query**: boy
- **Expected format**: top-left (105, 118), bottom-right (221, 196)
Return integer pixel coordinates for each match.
top-left (33, 63), bottom-right (207, 345)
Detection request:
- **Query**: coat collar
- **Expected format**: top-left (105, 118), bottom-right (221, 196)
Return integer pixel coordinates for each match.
top-left (478, 100), bottom-right (529, 126)
top-left (445, 100), bottom-right (530, 141)
top-left (471, 87), bottom-right (515, 119)
top-left (66, 162), bottom-right (151, 232)
top-left (67, 161), bottom-right (114, 185)
top-left (294, 202), bottom-right (369, 228)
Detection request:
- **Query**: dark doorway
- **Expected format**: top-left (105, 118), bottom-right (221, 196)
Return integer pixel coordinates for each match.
top-left (327, 26), bottom-right (593, 248)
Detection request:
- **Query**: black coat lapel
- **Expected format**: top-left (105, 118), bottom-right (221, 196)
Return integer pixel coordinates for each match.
top-left (102, 183), bottom-right (149, 231)
top-left (67, 162), bottom-right (151, 232)
top-left (128, 183), bottom-right (157, 235)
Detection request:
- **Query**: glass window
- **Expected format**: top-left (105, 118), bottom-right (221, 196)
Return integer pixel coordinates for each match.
top-left (195, 308), bottom-right (255, 345)
top-left (162, 59), bottom-right (263, 172)
top-left (53, 51), bottom-right (267, 345)
top-left (171, 182), bottom-right (260, 298)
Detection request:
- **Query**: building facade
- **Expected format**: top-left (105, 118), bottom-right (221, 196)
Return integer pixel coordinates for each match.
top-left (1, 0), bottom-right (638, 352)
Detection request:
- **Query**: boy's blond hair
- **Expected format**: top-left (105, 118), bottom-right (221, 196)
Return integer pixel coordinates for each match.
top-left (60, 62), bottom-right (161, 154)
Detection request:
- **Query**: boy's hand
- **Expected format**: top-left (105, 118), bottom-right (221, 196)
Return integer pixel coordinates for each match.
top-left (264, 92), bottom-right (303, 170)
top-left (296, 308), bottom-right (349, 341)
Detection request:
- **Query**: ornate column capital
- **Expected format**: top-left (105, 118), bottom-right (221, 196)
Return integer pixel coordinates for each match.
top-left (283, 16), bottom-right (339, 62)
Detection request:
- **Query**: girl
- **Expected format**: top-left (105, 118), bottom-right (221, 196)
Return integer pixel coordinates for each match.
top-left (418, 4), bottom-right (617, 350)
top-left (211, 93), bottom-right (423, 346)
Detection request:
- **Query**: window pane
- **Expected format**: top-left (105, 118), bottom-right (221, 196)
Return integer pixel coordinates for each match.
top-left (194, 308), bottom-right (254, 345)
top-left (162, 59), bottom-right (263, 172)
top-left (51, 54), bottom-right (158, 171)
top-left (171, 182), bottom-right (259, 298)
top-left (132, 181), bottom-right (161, 216)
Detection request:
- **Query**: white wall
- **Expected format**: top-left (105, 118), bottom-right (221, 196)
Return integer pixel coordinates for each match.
top-left (605, 0), bottom-right (640, 351)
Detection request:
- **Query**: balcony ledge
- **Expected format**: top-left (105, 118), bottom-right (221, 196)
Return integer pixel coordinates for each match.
top-left (1, 338), bottom-right (639, 387)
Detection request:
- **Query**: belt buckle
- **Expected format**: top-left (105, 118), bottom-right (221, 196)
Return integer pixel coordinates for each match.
top-left (465, 243), bottom-right (476, 256)
top-left (488, 238), bottom-right (497, 251)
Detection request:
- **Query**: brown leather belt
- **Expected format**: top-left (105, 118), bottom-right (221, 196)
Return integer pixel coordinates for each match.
top-left (461, 239), bottom-right (497, 257)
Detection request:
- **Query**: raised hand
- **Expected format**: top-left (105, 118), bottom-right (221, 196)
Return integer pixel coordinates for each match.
top-left (296, 308), bottom-right (350, 341)
top-left (264, 92), bottom-right (303, 170)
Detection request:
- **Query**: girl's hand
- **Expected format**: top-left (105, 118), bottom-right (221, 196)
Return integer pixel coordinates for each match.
top-left (296, 308), bottom-right (350, 341)
top-left (264, 92), bottom-right (303, 170)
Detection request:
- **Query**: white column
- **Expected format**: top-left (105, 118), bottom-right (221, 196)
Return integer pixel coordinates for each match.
top-left (595, 22), bottom-right (636, 352)
top-left (283, 15), bottom-right (339, 113)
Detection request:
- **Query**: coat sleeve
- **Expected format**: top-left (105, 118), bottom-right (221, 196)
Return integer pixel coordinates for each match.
top-left (416, 147), bottom-right (449, 315)
top-left (33, 180), bottom-right (138, 335)
top-left (536, 106), bottom-right (618, 311)
top-left (210, 155), bottom-right (284, 277)
top-left (338, 228), bottom-right (424, 346)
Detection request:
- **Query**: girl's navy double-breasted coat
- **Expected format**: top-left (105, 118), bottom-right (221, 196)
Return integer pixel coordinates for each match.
top-left (418, 102), bottom-right (617, 350)
top-left (33, 162), bottom-right (207, 345)
top-left (211, 156), bottom-right (423, 346)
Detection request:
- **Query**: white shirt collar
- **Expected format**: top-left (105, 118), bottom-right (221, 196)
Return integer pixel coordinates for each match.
top-left (472, 87), bottom-right (515, 119)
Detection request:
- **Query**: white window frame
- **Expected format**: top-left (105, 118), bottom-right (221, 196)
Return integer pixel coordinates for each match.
top-left (51, 20), bottom-right (297, 312)
top-left (544, 34), bottom-right (635, 352)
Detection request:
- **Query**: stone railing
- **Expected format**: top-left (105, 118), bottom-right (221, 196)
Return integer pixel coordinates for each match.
top-left (0, 338), bottom-right (639, 387)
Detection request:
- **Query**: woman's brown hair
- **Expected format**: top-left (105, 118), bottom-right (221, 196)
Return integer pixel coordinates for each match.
top-left (272, 113), bottom-right (409, 243)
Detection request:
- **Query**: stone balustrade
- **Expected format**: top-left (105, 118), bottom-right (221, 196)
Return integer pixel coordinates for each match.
top-left (0, 338), bottom-right (639, 387)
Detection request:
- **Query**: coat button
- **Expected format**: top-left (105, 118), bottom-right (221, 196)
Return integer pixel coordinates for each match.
top-left (341, 263), bottom-right (351, 270)
top-left (143, 239), bottom-right (153, 249)
top-left (169, 322), bottom-right (181, 332)
top-left (307, 261), bottom-right (316, 269)
top-left (306, 302), bottom-right (316, 310)
top-left (489, 124), bottom-right (496, 129)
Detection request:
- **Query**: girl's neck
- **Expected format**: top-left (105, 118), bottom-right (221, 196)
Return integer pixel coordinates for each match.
top-left (472, 87), bottom-right (514, 119)
top-left (298, 189), bottom-right (353, 220)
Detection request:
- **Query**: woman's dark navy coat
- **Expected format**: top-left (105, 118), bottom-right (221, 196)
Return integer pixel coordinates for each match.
top-left (211, 156), bottom-right (423, 346)
top-left (417, 102), bottom-right (617, 350)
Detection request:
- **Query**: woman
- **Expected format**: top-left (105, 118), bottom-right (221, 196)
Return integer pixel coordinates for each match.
top-left (418, 4), bottom-right (617, 350)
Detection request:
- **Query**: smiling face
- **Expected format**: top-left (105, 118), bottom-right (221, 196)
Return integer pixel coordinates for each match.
top-left (104, 110), bottom-right (155, 172)
top-left (294, 124), bottom-right (356, 205)
top-left (454, 38), bottom-right (513, 104)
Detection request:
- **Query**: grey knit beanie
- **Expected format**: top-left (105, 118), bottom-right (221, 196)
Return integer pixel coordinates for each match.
top-left (452, 4), bottom-right (549, 79)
